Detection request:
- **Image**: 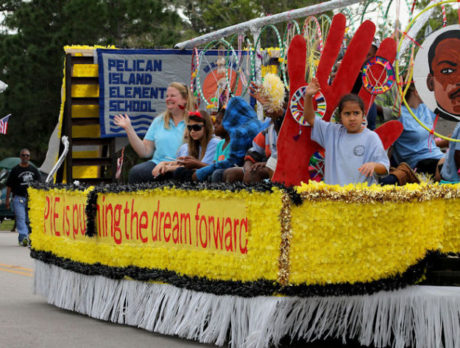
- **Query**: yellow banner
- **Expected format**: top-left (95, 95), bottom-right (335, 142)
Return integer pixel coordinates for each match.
top-left (29, 187), bottom-right (283, 282)
top-left (41, 190), bottom-right (88, 241)
top-left (96, 193), bottom-right (249, 255)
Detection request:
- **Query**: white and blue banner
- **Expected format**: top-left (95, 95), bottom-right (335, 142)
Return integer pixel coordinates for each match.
top-left (97, 49), bottom-right (193, 138)
top-left (97, 48), bottom-right (252, 138)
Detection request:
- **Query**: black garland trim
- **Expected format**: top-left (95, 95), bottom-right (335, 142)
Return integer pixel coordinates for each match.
top-left (31, 249), bottom-right (279, 297)
top-left (85, 189), bottom-right (98, 237)
top-left (30, 248), bottom-right (442, 298)
top-left (31, 182), bottom-right (89, 191)
top-left (32, 181), bottom-right (301, 205)
top-left (89, 179), bottom-right (293, 197)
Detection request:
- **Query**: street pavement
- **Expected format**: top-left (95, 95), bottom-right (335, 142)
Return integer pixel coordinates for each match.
top-left (0, 230), bottom-right (209, 348)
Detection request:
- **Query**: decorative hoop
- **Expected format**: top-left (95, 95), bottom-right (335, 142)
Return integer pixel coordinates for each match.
top-left (196, 39), bottom-right (240, 108)
top-left (362, 56), bottom-right (396, 94)
top-left (303, 16), bottom-right (323, 83)
top-left (308, 151), bottom-right (325, 181)
top-left (252, 25), bottom-right (285, 86)
top-left (190, 47), bottom-right (200, 107)
top-left (281, 20), bottom-right (301, 89)
top-left (360, 0), bottom-right (383, 24)
top-left (395, 0), bottom-right (460, 142)
top-left (290, 86), bottom-right (326, 126)
top-left (235, 35), bottom-right (253, 97)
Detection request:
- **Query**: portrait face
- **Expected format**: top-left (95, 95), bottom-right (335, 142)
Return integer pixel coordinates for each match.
top-left (414, 25), bottom-right (460, 122)
top-left (427, 37), bottom-right (460, 116)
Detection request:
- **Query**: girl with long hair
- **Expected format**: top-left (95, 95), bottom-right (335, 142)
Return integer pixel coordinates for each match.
top-left (152, 110), bottom-right (219, 180)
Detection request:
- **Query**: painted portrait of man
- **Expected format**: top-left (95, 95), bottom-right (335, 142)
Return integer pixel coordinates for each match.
top-left (426, 29), bottom-right (460, 121)
top-left (413, 25), bottom-right (460, 122)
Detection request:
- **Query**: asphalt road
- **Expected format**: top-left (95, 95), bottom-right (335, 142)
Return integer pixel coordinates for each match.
top-left (0, 230), bottom-right (209, 348)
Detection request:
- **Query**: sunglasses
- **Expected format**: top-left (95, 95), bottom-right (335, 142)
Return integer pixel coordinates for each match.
top-left (187, 124), bottom-right (204, 132)
top-left (20, 154), bottom-right (30, 157)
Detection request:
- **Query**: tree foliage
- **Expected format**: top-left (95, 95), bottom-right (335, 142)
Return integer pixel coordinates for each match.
top-left (0, 0), bottom-right (323, 164)
top-left (414, 0), bottom-right (459, 40)
top-left (0, 0), bottom-right (183, 162)
top-left (174, 0), bottom-right (323, 35)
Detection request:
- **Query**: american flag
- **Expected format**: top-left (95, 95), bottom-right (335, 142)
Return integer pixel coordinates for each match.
top-left (0, 114), bottom-right (11, 135)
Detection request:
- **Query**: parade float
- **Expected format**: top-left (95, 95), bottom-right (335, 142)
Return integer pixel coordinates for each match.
top-left (30, 1), bottom-right (459, 347)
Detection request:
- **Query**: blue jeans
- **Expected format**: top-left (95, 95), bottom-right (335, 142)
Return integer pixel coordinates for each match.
top-left (12, 195), bottom-right (29, 242)
top-left (209, 169), bottom-right (225, 182)
top-left (128, 161), bottom-right (156, 184)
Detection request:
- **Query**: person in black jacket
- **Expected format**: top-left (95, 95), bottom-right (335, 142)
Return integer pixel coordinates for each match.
top-left (5, 149), bottom-right (41, 246)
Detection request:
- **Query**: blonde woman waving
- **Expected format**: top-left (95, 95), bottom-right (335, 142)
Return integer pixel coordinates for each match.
top-left (114, 82), bottom-right (193, 183)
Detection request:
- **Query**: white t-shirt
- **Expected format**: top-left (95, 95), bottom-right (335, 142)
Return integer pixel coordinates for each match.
top-left (311, 116), bottom-right (389, 186)
top-left (175, 137), bottom-right (220, 165)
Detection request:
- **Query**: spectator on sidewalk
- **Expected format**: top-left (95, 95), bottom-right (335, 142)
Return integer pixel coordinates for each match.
top-left (5, 149), bottom-right (41, 246)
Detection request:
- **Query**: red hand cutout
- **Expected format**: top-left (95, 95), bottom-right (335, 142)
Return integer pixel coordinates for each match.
top-left (272, 14), bottom-right (391, 187)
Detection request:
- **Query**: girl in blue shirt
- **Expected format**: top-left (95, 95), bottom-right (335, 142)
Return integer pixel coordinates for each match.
top-left (152, 110), bottom-right (219, 180)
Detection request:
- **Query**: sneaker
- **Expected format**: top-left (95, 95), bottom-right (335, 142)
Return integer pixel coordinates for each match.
top-left (19, 237), bottom-right (28, 247)
top-left (390, 162), bottom-right (420, 185)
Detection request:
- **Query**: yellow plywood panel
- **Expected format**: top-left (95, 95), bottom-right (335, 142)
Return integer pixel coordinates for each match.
top-left (72, 166), bottom-right (99, 179)
top-left (72, 104), bottom-right (99, 118)
top-left (71, 84), bottom-right (99, 98)
top-left (73, 64), bottom-right (98, 77)
top-left (72, 125), bottom-right (100, 138)
top-left (72, 150), bottom-right (100, 179)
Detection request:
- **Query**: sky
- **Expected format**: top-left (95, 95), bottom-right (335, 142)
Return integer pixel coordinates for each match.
top-left (345, 0), bottom-right (411, 35)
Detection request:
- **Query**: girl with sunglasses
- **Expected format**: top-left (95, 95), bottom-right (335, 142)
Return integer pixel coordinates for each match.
top-left (152, 110), bottom-right (219, 179)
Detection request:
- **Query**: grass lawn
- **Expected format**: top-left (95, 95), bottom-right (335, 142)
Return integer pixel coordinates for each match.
top-left (0, 219), bottom-right (15, 231)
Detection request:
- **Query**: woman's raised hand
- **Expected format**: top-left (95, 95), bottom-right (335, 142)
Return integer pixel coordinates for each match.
top-left (113, 114), bottom-right (132, 130)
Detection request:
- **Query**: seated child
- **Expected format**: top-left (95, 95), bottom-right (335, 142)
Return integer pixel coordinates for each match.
top-left (440, 122), bottom-right (460, 182)
top-left (224, 118), bottom-right (283, 184)
top-left (192, 96), bottom-right (262, 182)
top-left (224, 75), bottom-right (286, 184)
top-left (152, 110), bottom-right (219, 180)
top-left (208, 108), bottom-right (231, 182)
top-left (305, 78), bottom-right (389, 186)
top-left (392, 82), bottom-right (445, 178)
